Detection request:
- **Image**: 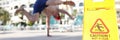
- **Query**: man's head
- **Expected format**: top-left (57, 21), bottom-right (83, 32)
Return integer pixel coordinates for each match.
top-left (53, 13), bottom-right (61, 20)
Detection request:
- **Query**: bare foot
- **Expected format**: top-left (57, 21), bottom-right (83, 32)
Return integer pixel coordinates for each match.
top-left (63, 1), bottom-right (75, 6)
top-left (47, 35), bottom-right (52, 37)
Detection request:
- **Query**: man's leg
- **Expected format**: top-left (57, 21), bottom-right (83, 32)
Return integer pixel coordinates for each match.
top-left (44, 6), bottom-right (74, 20)
top-left (15, 8), bottom-right (40, 23)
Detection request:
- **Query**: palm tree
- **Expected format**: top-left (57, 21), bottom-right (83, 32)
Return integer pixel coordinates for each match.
top-left (0, 7), bottom-right (10, 25)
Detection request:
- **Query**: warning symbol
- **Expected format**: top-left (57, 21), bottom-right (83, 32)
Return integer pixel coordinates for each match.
top-left (90, 18), bottom-right (109, 34)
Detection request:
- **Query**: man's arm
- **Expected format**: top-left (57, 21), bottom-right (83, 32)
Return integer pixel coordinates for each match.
top-left (58, 9), bottom-right (74, 20)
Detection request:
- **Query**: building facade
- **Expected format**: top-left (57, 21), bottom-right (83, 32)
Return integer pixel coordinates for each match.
top-left (0, 0), bottom-right (35, 15)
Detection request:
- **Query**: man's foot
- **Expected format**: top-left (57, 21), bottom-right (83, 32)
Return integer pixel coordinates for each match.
top-left (47, 35), bottom-right (52, 37)
top-left (15, 7), bottom-right (25, 15)
top-left (70, 16), bottom-right (74, 20)
top-left (63, 1), bottom-right (75, 6)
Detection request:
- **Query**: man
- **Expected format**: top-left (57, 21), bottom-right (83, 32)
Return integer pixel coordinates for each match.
top-left (15, 0), bottom-right (75, 37)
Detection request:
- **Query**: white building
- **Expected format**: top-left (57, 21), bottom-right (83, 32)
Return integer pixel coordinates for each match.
top-left (0, 0), bottom-right (36, 24)
top-left (0, 0), bottom-right (36, 16)
top-left (0, 0), bottom-right (119, 15)
top-left (0, 0), bottom-right (84, 25)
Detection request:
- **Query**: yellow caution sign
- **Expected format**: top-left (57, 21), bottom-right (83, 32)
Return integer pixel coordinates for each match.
top-left (83, 0), bottom-right (119, 40)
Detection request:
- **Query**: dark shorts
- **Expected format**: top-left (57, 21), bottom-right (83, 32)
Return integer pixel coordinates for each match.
top-left (33, 0), bottom-right (48, 14)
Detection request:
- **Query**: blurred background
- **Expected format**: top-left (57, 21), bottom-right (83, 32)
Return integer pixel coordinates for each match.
top-left (0, 0), bottom-right (120, 31)
top-left (0, 0), bottom-right (120, 40)
top-left (0, 0), bottom-right (84, 31)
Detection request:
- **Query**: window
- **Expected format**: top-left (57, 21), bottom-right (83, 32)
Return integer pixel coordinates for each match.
top-left (14, 6), bottom-right (18, 9)
top-left (79, 3), bottom-right (83, 6)
top-left (3, 2), bottom-right (5, 5)
top-left (80, 11), bottom-right (83, 14)
top-left (0, 7), bottom-right (2, 9)
top-left (21, 4), bottom-right (26, 8)
top-left (29, 4), bottom-right (34, 8)
top-left (6, 1), bottom-right (9, 4)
